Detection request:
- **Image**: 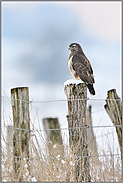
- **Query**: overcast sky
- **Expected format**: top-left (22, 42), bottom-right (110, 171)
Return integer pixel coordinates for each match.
top-left (62, 1), bottom-right (121, 41)
top-left (3, 1), bottom-right (121, 41)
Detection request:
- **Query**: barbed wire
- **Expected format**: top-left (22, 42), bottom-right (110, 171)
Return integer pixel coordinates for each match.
top-left (91, 108), bottom-right (104, 113)
top-left (1, 124), bottom-right (122, 132)
top-left (2, 95), bottom-right (121, 104)
top-left (1, 153), bottom-right (121, 161)
top-left (1, 91), bottom-right (122, 181)
top-left (1, 129), bottom-right (116, 139)
top-left (96, 131), bottom-right (115, 139)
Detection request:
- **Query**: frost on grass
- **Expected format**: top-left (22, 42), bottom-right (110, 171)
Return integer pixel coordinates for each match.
top-left (64, 79), bottom-right (83, 87)
top-left (53, 144), bottom-right (56, 148)
top-left (2, 178), bottom-right (7, 182)
top-left (61, 160), bottom-right (65, 164)
top-left (31, 177), bottom-right (37, 182)
top-left (1, 108), bottom-right (122, 182)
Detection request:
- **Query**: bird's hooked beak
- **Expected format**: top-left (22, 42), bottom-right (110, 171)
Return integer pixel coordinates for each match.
top-left (68, 47), bottom-right (71, 50)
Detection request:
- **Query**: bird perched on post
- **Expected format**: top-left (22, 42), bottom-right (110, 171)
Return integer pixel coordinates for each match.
top-left (68, 43), bottom-right (95, 95)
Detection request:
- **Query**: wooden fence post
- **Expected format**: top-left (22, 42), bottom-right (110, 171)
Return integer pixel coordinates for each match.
top-left (43, 118), bottom-right (64, 156)
top-left (104, 89), bottom-right (122, 156)
top-left (86, 106), bottom-right (98, 155)
top-left (64, 82), bottom-right (91, 182)
top-left (11, 87), bottom-right (30, 180)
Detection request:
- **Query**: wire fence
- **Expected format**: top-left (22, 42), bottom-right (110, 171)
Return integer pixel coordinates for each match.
top-left (1, 124), bottom-right (122, 161)
top-left (1, 94), bottom-right (122, 182)
top-left (1, 124), bottom-right (122, 132)
top-left (1, 152), bottom-right (121, 160)
top-left (2, 95), bottom-right (122, 103)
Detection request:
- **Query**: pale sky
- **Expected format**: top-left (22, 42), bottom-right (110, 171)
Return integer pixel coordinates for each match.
top-left (3, 1), bottom-right (121, 41)
top-left (61, 1), bottom-right (121, 41)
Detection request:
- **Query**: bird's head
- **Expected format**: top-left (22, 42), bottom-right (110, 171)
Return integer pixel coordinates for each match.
top-left (68, 43), bottom-right (82, 53)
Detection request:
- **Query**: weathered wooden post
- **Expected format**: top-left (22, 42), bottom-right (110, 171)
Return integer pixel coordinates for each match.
top-left (86, 106), bottom-right (98, 155)
top-left (64, 82), bottom-right (91, 182)
top-left (104, 89), bottom-right (122, 156)
top-left (11, 87), bottom-right (30, 180)
top-left (43, 118), bottom-right (64, 157)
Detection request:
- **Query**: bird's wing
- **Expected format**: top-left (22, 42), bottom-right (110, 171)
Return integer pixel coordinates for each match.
top-left (72, 54), bottom-right (95, 84)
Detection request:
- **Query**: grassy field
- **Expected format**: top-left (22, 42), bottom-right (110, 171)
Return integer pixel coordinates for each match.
top-left (1, 110), bottom-right (122, 182)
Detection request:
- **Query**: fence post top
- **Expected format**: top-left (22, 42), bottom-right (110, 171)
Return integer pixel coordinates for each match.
top-left (11, 87), bottom-right (29, 91)
top-left (64, 79), bottom-right (85, 87)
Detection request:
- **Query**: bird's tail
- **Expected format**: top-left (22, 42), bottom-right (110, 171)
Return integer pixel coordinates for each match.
top-left (86, 83), bottom-right (95, 95)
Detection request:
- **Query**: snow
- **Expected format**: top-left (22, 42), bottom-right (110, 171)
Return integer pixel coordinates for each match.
top-left (24, 164), bottom-right (28, 168)
top-left (2, 178), bottom-right (7, 182)
top-left (70, 161), bottom-right (74, 166)
top-left (64, 79), bottom-right (83, 87)
top-left (53, 144), bottom-right (56, 148)
top-left (61, 160), bottom-right (65, 164)
top-left (31, 177), bottom-right (37, 182)
top-left (56, 155), bottom-right (60, 159)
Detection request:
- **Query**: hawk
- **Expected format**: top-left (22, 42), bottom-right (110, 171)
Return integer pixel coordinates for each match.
top-left (68, 43), bottom-right (95, 95)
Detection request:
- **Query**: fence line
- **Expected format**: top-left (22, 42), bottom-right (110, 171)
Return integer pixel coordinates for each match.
top-left (2, 88), bottom-right (122, 182)
top-left (1, 124), bottom-right (122, 132)
top-left (1, 153), bottom-right (121, 161)
top-left (1, 129), bottom-right (115, 138)
top-left (2, 95), bottom-right (122, 103)
top-left (91, 108), bottom-right (104, 113)
top-left (96, 131), bottom-right (115, 139)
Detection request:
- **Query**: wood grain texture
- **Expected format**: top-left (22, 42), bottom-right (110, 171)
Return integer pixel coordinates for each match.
top-left (64, 83), bottom-right (91, 182)
top-left (11, 87), bottom-right (30, 180)
top-left (104, 89), bottom-right (122, 157)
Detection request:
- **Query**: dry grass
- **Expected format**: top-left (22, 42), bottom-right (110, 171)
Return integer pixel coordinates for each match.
top-left (1, 109), bottom-right (122, 182)
top-left (89, 149), bottom-right (122, 182)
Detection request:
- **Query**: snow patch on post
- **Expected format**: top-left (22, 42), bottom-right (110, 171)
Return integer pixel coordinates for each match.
top-left (64, 79), bottom-right (83, 87)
